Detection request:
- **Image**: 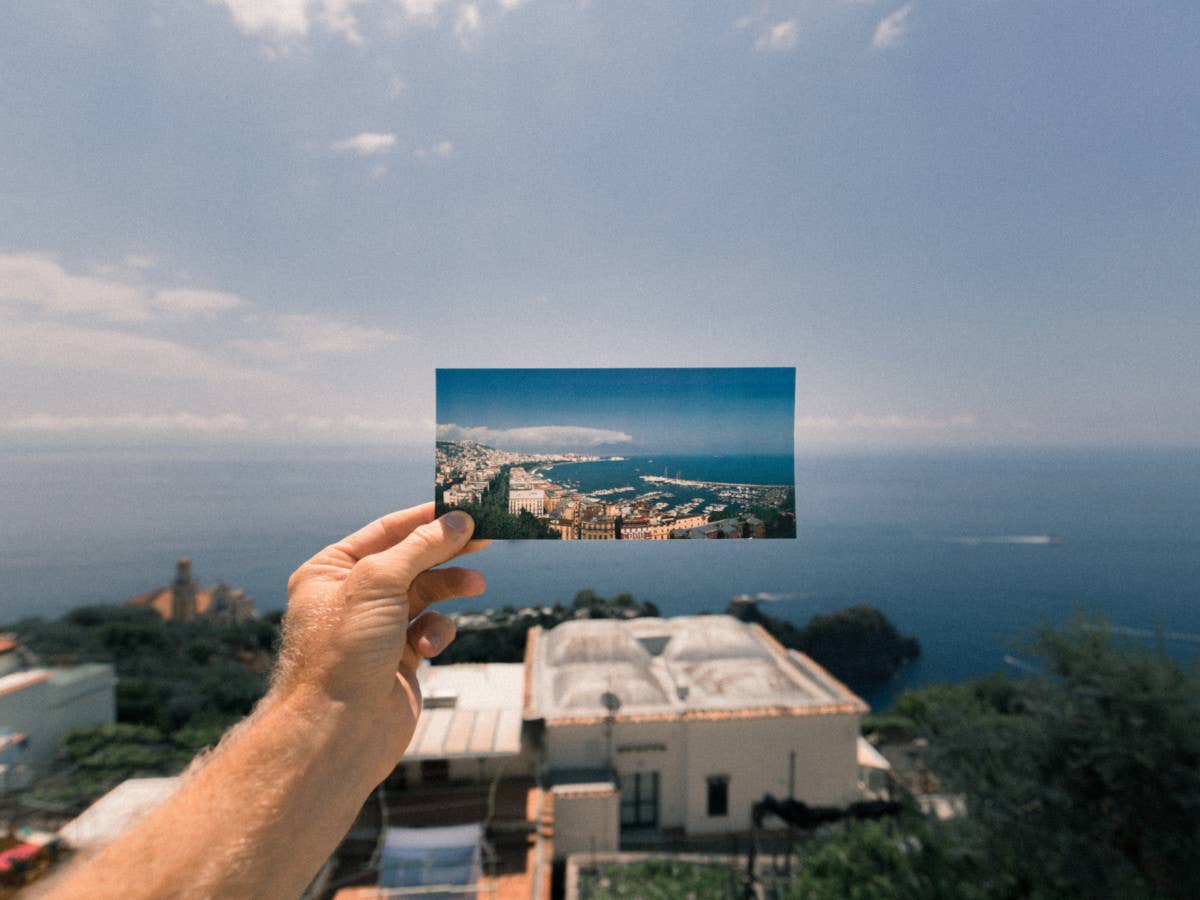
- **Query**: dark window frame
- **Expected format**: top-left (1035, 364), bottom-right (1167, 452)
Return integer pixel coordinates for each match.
top-left (619, 771), bottom-right (660, 829)
top-left (707, 775), bottom-right (729, 817)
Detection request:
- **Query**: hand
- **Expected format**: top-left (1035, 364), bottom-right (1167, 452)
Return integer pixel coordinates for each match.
top-left (271, 502), bottom-right (488, 784)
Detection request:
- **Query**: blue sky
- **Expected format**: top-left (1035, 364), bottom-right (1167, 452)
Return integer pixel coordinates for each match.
top-left (437, 367), bottom-right (795, 453)
top-left (1, 2), bottom-right (1198, 452)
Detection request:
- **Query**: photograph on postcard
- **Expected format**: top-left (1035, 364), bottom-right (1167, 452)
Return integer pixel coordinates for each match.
top-left (435, 368), bottom-right (796, 540)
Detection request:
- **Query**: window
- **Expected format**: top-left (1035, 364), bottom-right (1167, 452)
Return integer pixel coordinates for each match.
top-left (707, 775), bottom-right (729, 817)
top-left (619, 771), bottom-right (660, 829)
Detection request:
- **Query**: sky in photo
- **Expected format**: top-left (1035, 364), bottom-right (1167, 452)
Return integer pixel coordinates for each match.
top-left (437, 367), bottom-right (795, 454)
top-left (2, 2), bottom-right (1198, 453)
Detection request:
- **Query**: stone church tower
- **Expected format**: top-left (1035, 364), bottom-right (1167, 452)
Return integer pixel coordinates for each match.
top-left (171, 558), bottom-right (198, 622)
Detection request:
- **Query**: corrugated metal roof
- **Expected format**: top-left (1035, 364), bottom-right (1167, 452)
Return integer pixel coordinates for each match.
top-left (407, 707), bottom-right (523, 759)
top-left (404, 663), bottom-right (525, 760)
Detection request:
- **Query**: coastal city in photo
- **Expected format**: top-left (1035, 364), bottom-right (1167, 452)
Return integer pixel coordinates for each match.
top-left (435, 368), bottom-right (796, 540)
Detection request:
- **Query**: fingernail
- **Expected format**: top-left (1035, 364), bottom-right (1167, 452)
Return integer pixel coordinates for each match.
top-left (443, 511), bottom-right (471, 534)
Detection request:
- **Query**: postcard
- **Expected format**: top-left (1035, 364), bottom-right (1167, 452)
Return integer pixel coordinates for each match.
top-left (435, 367), bottom-right (796, 540)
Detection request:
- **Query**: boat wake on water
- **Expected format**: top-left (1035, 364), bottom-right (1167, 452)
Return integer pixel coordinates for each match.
top-left (948, 535), bottom-right (1064, 546)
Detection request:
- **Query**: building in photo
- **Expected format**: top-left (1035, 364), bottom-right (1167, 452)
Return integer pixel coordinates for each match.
top-left (508, 489), bottom-right (547, 516)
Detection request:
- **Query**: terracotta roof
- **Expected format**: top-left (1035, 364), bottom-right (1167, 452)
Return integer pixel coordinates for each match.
top-left (126, 586), bottom-right (214, 619)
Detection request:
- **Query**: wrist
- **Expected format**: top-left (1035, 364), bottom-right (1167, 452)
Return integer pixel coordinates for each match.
top-left (262, 684), bottom-right (393, 794)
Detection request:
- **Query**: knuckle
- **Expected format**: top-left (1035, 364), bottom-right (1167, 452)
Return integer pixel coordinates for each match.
top-left (353, 555), bottom-right (389, 586)
top-left (408, 522), bottom-right (443, 553)
top-left (286, 567), bottom-right (306, 595)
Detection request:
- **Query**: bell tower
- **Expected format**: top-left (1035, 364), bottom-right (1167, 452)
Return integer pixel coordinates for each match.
top-left (171, 558), bottom-right (197, 622)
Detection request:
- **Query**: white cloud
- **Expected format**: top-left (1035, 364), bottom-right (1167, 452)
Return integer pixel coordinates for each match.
top-left (796, 413), bottom-right (976, 432)
top-left (0, 319), bottom-right (276, 385)
top-left (218, 0), bottom-right (310, 38)
top-left (0, 410), bottom-right (438, 445)
top-left (437, 423), bottom-right (635, 450)
top-left (153, 288), bottom-right (242, 318)
top-left (318, 0), bottom-right (372, 44)
top-left (497, 0), bottom-right (528, 9)
top-left (229, 313), bottom-right (398, 361)
top-left (331, 132), bottom-right (398, 155)
top-left (396, 0), bottom-right (453, 25)
top-left (756, 19), bottom-right (799, 52)
top-left (0, 254), bottom-right (242, 323)
top-left (453, 3), bottom-right (482, 46)
top-left (217, 0), bottom-right (374, 43)
top-left (283, 413), bottom-right (416, 434)
top-left (387, 75), bottom-right (408, 97)
top-left (0, 413), bottom-right (252, 434)
top-left (872, 3), bottom-right (912, 49)
top-left (414, 140), bottom-right (454, 159)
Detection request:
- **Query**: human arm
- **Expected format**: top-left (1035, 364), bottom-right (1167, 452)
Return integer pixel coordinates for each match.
top-left (46, 503), bottom-right (487, 899)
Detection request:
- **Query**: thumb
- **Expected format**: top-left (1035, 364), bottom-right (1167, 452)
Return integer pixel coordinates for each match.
top-left (344, 511), bottom-right (475, 603)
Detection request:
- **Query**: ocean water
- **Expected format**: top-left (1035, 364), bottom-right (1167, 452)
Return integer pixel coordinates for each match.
top-left (1, 448), bottom-right (1197, 709)
top-left (540, 454), bottom-right (795, 490)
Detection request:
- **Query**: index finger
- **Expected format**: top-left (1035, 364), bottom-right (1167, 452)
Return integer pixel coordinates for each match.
top-left (327, 503), bottom-right (436, 565)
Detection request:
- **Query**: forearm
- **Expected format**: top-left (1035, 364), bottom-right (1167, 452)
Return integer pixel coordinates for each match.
top-left (49, 688), bottom-right (384, 900)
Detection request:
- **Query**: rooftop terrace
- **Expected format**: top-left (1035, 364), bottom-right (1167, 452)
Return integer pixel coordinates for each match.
top-left (526, 615), bottom-right (867, 724)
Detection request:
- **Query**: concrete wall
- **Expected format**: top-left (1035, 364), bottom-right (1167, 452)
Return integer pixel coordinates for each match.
top-left (545, 710), bottom-right (862, 835)
top-left (551, 791), bottom-right (619, 859)
top-left (682, 713), bottom-right (861, 833)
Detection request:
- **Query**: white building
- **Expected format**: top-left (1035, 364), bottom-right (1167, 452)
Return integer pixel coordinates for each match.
top-left (524, 616), bottom-right (868, 857)
top-left (443, 487), bottom-right (481, 507)
top-left (508, 489), bottom-right (546, 516)
top-left (0, 663), bottom-right (117, 775)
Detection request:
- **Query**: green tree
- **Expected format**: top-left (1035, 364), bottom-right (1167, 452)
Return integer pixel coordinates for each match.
top-left (898, 616), bottom-right (1200, 899)
top-left (784, 818), bottom-right (987, 900)
top-left (728, 600), bottom-right (920, 691)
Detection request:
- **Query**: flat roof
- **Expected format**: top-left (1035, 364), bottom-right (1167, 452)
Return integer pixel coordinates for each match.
top-left (0, 669), bottom-right (50, 698)
top-left (526, 615), bottom-right (868, 724)
top-left (406, 663), bottom-right (525, 760)
top-left (59, 777), bottom-right (181, 851)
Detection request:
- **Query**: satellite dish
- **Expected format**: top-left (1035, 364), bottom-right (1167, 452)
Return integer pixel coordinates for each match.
top-left (600, 691), bottom-right (622, 714)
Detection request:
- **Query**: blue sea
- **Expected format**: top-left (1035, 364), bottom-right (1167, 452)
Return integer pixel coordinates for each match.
top-left (541, 454), bottom-right (794, 490)
top-left (2, 448), bottom-right (1198, 709)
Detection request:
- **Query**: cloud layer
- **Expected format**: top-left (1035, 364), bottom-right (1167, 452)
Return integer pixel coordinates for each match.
top-left (0, 252), bottom-right (412, 444)
top-left (437, 423), bottom-right (634, 450)
top-left (0, 254), bottom-right (241, 322)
